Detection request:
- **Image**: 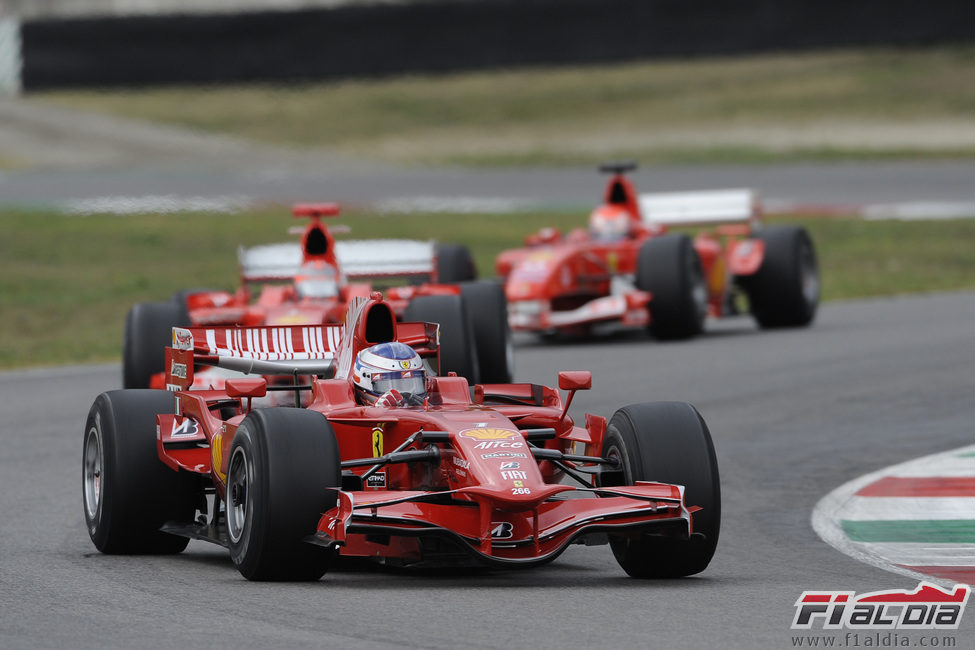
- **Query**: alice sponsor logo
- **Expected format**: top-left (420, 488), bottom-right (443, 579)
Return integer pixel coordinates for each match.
top-left (474, 441), bottom-right (524, 450)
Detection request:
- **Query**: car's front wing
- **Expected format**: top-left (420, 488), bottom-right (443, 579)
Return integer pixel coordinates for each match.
top-left (310, 482), bottom-right (695, 567)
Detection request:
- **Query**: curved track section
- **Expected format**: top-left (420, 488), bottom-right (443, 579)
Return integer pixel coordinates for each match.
top-left (814, 442), bottom-right (975, 587)
top-left (1, 292), bottom-right (974, 648)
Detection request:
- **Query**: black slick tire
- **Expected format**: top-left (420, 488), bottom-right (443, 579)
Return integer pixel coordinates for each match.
top-left (404, 294), bottom-right (480, 383)
top-left (635, 234), bottom-right (707, 340)
top-left (460, 281), bottom-right (513, 383)
top-left (82, 390), bottom-right (200, 554)
top-left (122, 301), bottom-right (190, 389)
top-left (435, 243), bottom-right (477, 283)
top-left (598, 401), bottom-right (720, 578)
top-left (741, 225), bottom-right (819, 328)
top-left (225, 408), bottom-right (340, 581)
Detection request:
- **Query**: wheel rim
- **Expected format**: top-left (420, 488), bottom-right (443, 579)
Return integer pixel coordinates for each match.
top-left (602, 435), bottom-right (633, 487)
top-left (226, 446), bottom-right (251, 543)
top-left (83, 425), bottom-right (102, 520)
top-left (798, 241), bottom-right (820, 306)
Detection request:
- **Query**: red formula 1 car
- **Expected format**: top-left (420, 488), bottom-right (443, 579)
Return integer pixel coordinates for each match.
top-left (84, 293), bottom-right (720, 581)
top-left (123, 203), bottom-right (510, 389)
top-left (496, 162), bottom-right (819, 340)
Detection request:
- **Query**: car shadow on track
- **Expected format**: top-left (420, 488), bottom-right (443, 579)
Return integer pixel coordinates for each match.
top-left (512, 321), bottom-right (763, 350)
top-left (168, 548), bottom-right (723, 588)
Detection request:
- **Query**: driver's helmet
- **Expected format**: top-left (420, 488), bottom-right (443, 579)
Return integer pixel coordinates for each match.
top-left (589, 205), bottom-right (632, 242)
top-left (352, 342), bottom-right (426, 405)
top-left (295, 261), bottom-right (340, 299)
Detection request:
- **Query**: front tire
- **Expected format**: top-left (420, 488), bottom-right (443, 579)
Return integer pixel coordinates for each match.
top-left (460, 281), bottom-right (513, 383)
top-left (122, 301), bottom-right (189, 389)
top-left (226, 408), bottom-right (340, 581)
top-left (404, 294), bottom-right (480, 383)
top-left (83, 390), bottom-right (200, 554)
top-left (598, 402), bottom-right (720, 578)
top-left (741, 225), bottom-right (819, 328)
top-left (635, 234), bottom-right (707, 340)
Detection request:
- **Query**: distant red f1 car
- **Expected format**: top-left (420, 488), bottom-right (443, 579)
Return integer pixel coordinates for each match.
top-left (123, 203), bottom-right (510, 389)
top-left (496, 162), bottom-right (819, 339)
top-left (84, 293), bottom-right (719, 581)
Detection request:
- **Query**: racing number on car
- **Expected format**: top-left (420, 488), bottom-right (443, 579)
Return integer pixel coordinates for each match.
top-left (372, 426), bottom-right (384, 458)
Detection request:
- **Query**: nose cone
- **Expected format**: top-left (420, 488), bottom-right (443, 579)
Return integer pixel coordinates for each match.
top-left (452, 426), bottom-right (569, 509)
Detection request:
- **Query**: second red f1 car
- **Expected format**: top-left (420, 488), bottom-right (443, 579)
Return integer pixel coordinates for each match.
top-left (84, 293), bottom-right (719, 580)
top-left (123, 203), bottom-right (510, 390)
top-left (496, 162), bottom-right (819, 340)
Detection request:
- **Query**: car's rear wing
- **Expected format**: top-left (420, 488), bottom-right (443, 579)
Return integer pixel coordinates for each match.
top-left (238, 243), bottom-right (302, 282)
top-left (164, 319), bottom-right (440, 391)
top-left (237, 239), bottom-right (436, 283)
top-left (335, 239), bottom-right (435, 280)
top-left (638, 188), bottom-right (760, 228)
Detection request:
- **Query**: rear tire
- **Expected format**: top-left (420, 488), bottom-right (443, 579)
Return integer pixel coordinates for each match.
top-left (226, 408), bottom-right (340, 581)
top-left (741, 225), bottom-right (819, 328)
top-left (122, 301), bottom-right (189, 389)
top-left (83, 390), bottom-right (200, 554)
top-left (598, 402), bottom-right (720, 578)
top-left (460, 281), bottom-right (513, 383)
top-left (635, 234), bottom-right (707, 340)
top-left (404, 294), bottom-right (480, 383)
top-left (436, 243), bottom-right (477, 283)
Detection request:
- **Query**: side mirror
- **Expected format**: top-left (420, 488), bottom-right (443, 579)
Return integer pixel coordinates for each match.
top-left (557, 371), bottom-right (592, 426)
top-left (226, 378), bottom-right (268, 398)
top-left (226, 378), bottom-right (267, 414)
top-left (558, 371), bottom-right (592, 391)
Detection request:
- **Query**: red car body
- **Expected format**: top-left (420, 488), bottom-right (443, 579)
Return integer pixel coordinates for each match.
top-left (84, 293), bottom-right (719, 580)
top-left (182, 203), bottom-right (462, 329)
top-left (496, 163), bottom-right (819, 339)
top-left (126, 203), bottom-right (509, 390)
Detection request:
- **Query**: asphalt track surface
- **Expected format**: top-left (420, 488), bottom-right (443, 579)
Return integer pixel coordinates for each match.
top-left (4, 160), bottom-right (975, 209)
top-left (2, 290), bottom-right (973, 649)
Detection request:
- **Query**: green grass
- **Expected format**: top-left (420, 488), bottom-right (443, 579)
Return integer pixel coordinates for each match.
top-left (3, 207), bottom-right (975, 371)
top-left (37, 46), bottom-right (975, 166)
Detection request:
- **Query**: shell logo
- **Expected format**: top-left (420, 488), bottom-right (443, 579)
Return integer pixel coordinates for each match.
top-left (461, 428), bottom-right (518, 440)
top-left (276, 313), bottom-right (311, 325)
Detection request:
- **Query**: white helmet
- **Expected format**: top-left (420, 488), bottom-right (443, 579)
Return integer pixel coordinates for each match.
top-left (589, 205), bottom-right (631, 242)
top-left (353, 342), bottom-right (426, 405)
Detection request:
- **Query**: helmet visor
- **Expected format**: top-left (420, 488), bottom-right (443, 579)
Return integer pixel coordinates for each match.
top-left (371, 370), bottom-right (426, 397)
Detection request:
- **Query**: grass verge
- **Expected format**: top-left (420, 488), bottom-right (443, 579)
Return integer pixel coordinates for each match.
top-left (38, 46), bottom-right (975, 166)
top-left (2, 208), bottom-right (974, 371)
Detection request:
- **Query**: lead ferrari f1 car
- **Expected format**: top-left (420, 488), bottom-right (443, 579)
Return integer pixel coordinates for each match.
top-left (84, 293), bottom-right (719, 580)
top-left (123, 202), bottom-right (508, 390)
top-left (496, 162), bottom-right (819, 340)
